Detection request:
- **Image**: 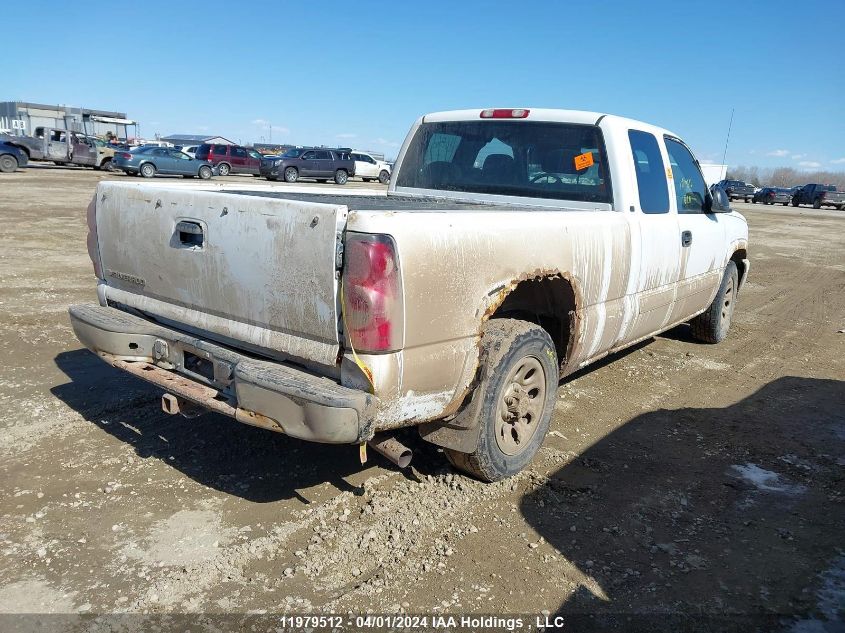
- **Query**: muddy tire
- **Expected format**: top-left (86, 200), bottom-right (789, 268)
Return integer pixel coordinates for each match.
top-left (140, 163), bottom-right (156, 178)
top-left (217, 162), bottom-right (231, 176)
top-left (443, 319), bottom-right (557, 482)
top-left (378, 170), bottom-right (390, 185)
top-left (284, 167), bottom-right (298, 183)
top-left (334, 169), bottom-right (348, 185)
top-left (813, 198), bottom-right (821, 209)
top-left (101, 158), bottom-right (114, 172)
top-left (0, 154), bottom-right (18, 173)
top-left (690, 261), bottom-right (738, 344)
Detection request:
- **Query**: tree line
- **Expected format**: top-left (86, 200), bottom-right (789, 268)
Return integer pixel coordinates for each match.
top-left (726, 165), bottom-right (845, 189)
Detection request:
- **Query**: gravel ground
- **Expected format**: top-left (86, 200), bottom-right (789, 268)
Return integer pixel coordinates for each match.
top-left (0, 164), bottom-right (843, 632)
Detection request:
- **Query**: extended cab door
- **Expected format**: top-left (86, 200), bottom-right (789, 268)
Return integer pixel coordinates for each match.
top-left (626, 129), bottom-right (681, 341)
top-left (46, 129), bottom-right (69, 161)
top-left (664, 136), bottom-right (726, 324)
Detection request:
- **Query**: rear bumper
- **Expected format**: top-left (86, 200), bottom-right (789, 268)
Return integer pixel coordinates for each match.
top-left (68, 304), bottom-right (375, 444)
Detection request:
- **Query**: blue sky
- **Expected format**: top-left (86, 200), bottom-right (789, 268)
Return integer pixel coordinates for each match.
top-left (5, 0), bottom-right (844, 166)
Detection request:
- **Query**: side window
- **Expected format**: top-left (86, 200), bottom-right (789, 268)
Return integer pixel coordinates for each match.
top-left (628, 130), bottom-right (669, 214)
top-left (231, 147), bottom-right (247, 157)
top-left (315, 150), bottom-right (331, 160)
top-left (352, 153), bottom-right (363, 161)
top-left (213, 144), bottom-right (229, 155)
top-left (302, 151), bottom-right (316, 159)
top-left (248, 150), bottom-right (262, 159)
top-left (664, 137), bottom-right (707, 214)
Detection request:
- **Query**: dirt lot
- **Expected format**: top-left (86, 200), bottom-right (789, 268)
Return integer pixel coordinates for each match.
top-left (0, 165), bottom-right (843, 631)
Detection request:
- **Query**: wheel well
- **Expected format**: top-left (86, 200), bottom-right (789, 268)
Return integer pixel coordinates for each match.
top-left (731, 248), bottom-right (747, 287)
top-left (488, 275), bottom-right (578, 370)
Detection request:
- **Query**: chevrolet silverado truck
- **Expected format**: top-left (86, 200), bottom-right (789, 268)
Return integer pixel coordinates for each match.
top-left (791, 183), bottom-right (845, 210)
top-left (69, 108), bottom-right (749, 481)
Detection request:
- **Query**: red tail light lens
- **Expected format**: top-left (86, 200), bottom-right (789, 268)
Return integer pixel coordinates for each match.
top-left (480, 108), bottom-right (530, 119)
top-left (120, 152), bottom-right (132, 159)
top-left (342, 234), bottom-right (403, 352)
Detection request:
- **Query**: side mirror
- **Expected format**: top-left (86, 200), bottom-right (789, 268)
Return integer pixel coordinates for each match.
top-left (707, 184), bottom-right (732, 213)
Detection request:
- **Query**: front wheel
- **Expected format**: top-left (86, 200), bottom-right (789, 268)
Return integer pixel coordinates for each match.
top-left (812, 198), bottom-right (821, 209)
top-left (334, 169), bottom-right (348, 185)
top-left (101, 159), bottom-right (114, 172)
top-left (284, 167), bottom-right (298, 183)
top-left (378, 170), bottom-right (390, 185)
top-left (443, 319), bottom-right (557, 482)
top-left (198, 165), bottom-right (212, 180)
top-left (0, 154), bottom-right (18, 173)
top-left (140, 163), bottom-right (156, 178)
top-left (792, 198), bottom-right (799, 207)
top-left (690, 261), bottom-right (738, 344)
top-left (217, 163), bottom-right (231, 176)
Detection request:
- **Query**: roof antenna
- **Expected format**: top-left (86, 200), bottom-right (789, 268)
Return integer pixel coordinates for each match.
top-left (721, 108), bottom-right (735, 175)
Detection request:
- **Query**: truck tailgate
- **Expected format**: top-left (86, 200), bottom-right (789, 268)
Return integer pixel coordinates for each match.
top-left (93, 182), bottom-right (346, 367)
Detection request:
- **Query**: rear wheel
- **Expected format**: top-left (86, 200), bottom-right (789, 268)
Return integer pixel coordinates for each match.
top-left (101, 158), bottom-right (114, 172)
top-left (334, 169), bottom-right (348, 185)
top-left (443, 319), bottom-right (557, 482)
top-left (378, 170), bottom-right (390, 184)
top-left (813, 198), bottom-right (821, 209)
top-left (690, 261), bottom-right (738, 344)
top-left (792, 198), bottom-right (799, 207)
top-left (198, 165), bottom-right (212, 180)
top-left (284, 167), bottom-right (298, 183)
top-left (0, 154), bottom-right (18, 173)
top-left (217, 162), bottom-right (231, 176)
top-left (140, 163), bottom-right (156, 178)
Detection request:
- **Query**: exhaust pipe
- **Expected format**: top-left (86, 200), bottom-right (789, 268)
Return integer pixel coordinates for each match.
top-left (367, 434), bottom-right (412, 468)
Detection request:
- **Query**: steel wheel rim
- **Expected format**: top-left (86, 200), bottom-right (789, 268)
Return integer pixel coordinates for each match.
top-left (142, 165), bottom-right (153, 176)
top-left (494, 356), bottom-right (546, 456)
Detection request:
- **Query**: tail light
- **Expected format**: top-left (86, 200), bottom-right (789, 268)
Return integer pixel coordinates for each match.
top-left (86, 193), bottom-right (103, 279)
top-left (480, 108), bottom-right (530, 119)
top-left (119, 152), bottom-right (132, 159)
top-left (342, 233), bottom-right (403, 352)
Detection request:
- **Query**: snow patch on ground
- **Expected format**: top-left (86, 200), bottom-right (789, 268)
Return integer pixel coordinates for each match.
top-left (731, 463), bottom-right (806, 495)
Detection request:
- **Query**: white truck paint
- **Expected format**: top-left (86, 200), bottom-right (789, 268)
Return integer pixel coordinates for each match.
top-left (70, 108), bottom-right (749, 480)
top-left (351, 151), bottom-right (391, 184)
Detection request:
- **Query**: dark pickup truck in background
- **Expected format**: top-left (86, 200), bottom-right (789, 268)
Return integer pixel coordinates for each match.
top-left (791, 184), bottom-right (845, 210)
top-left (718, 179), bottom-right (756, 203)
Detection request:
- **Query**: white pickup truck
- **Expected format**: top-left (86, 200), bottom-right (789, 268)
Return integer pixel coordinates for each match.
top-left (70, 108), bottom-right (749, 481)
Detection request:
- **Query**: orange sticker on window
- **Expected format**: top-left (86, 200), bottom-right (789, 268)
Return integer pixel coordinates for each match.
top-left (574, 151), bottom-right (594, 171)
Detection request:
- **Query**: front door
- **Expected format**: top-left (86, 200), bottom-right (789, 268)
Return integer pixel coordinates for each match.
top-left (626, 129), bottom-right (681, 342)
top-left (247, 149), bottom-right (263, 175)
top-left (664, 136), bottom-right (727, 323)
top-left (71, 134), bottom-right (95, 166)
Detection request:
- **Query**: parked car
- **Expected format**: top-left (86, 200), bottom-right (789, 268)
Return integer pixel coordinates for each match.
top-left (791, 183), bottom-right (845, 210)
top-left (717, 179), bottom-right (756, 202)
top-left (178, 145), bottom-right (199, 158)
top-left (351, 151), bottom-right (391, 184)
top-left (752, 187), bottom-right (792, 205)
top-left (71, 107), bottom-right (748, 482)
top-left (260, 147), bottom-right (356, 184)
top-left (113, 146), bottom-right (214, 179)
top-left (0, 141), bottom-right (28, 173)
top-left (194, 144), bottom-right (263, 176)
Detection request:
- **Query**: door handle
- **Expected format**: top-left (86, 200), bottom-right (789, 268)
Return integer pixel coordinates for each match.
top-left (681, 230), bottom-right (693, 247)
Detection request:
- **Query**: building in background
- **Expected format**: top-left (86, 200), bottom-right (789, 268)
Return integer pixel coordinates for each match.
top-left (161, 134), bottom-right (234, 147)
top-left (0, 101), bottom-right (137, 140)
